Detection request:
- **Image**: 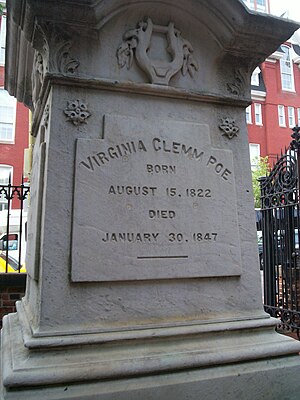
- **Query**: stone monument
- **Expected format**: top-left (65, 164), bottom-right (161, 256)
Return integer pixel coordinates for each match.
top-left (2, 0), bottom-right (300, 399)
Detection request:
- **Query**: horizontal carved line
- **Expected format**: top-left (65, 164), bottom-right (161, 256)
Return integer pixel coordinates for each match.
top-left (137, 255), bottom-right (189, 260)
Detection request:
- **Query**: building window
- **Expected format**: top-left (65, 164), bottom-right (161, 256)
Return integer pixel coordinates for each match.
top-left (0, 15), bottom-right (6, 65)
top-left (254, 103), bottom-right (262, 125)
top-left (256, 0), bottom-right (267, 12)
top-left (278, 105), bottom-right (286, 127)
top-left (280, 45), bottom-right (295, 91)
top-left (251, 67), bottom-right (260, 86)
top-left (242, 0), bottom-right (268, 12)
top-left (249, 144), bottom-right (260, 170)
top-left (246, 105), bottom-right (252, 124)
top-left (288, 107), bottom-right (295, 128)
top-left (0, 88), bottom-right (16, 143)
top-left (0, 165), bottom-right (13, 211)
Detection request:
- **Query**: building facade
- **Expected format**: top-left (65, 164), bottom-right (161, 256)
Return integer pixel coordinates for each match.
top-left (247, 43), bottom-right (300, 165)
top-left (0, 3), bottom-right (29, 210)
top-left (243, 0), bottom-right (300, 166)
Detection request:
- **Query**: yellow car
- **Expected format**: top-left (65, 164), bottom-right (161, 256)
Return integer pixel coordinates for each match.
top-left (0, 252), bottom-right (26, 273)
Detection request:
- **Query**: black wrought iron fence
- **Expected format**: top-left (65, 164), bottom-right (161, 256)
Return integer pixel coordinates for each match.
top-left (260, 127), bottom-right (300, 339)
top-left (0, 176), bottom-right (30, 273)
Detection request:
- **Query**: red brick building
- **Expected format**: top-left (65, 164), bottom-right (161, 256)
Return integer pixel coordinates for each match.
top-left (247, 42), bottom-right (300, 166)
top-left (0, 6), bottom-right (29, 210)
top-left (243, 0), bottom-right (300, 166)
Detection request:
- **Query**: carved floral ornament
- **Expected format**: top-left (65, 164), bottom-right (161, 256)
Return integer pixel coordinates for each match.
top-left (219, 118), bottom-right (240, 139)
top-left (64, 100), bottom-right (91, 126)
top-left (31, 22), bottom-right (80, 110)
top-left (117, 18), bottom-right (198, 85)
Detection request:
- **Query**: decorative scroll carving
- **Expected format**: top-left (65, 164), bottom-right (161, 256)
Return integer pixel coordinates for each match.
top-left (260, 152), bottom-right (297, 209)
top-left (31, 23), bottom-right (79, 111)
top-left (31, 52), bottom-right (45, 110)
top-left (37, 22), bottom-right (80, 74)
top-left (227, 68), bottom-right (247, 96)
top-left (219, 118), bottom-right (239, 139)
top-left (117, 18), bottom-right (198, 85)
top-left (64, 100), bottom-right (91, 126)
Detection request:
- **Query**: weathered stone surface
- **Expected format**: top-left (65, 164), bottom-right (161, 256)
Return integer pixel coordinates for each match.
top-left (2, 0), bottom-right (300, 398)
top-left (72, 115), bottom-right (241, 281)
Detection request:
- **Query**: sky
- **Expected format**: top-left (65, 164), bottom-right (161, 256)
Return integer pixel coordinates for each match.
top-left (270, 0), bottom-right (300, 22)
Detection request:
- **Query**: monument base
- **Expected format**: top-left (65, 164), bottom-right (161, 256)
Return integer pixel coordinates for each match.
top-left (2, 307), bottom-right (300, 399)
top-left (3, 356), bottom-right (300, 400)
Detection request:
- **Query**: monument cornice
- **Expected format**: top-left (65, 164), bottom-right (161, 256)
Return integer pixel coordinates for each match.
top-left (5, 0), bottom-right (300, 111)
top-left (30, 73), bottom-right (252, 137)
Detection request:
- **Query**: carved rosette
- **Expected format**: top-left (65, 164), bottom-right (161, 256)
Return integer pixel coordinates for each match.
top-left (64, 100), bottom-right (91, 126)
top-left (219, 118), bottom-right (239, 139)
top-left (117, 18), bottom-right (198, 85)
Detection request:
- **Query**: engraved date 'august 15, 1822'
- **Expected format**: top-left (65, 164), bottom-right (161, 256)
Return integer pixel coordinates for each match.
top-left (71, 117), bottom-right (241, 281)
top-left (79, 137), bottom-right (230, 246)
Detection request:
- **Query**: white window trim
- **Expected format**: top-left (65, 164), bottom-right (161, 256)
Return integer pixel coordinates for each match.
top-left (288, 106), bottom-right (295, 128)
top-left (0, 87), bottom-right (17, 144)
top-left (0, 15), bottom-right (6, 66)
top-left (0, 165), bottom-right (13, 211)
top-left (243, 0), bottom-right (268, 13)
top-left (278, 105), bottom-right (286, 127)
top-left (280, 45), bottom-right (295, 92)
top-left (251, 67), bottom-right (260, 86)
top-left (249, 143), bottom-right (261, 170)
top-left (256, 0), bottom-right (267, 12)
top-left (254, 103), bottom-right (263, 125)
top-left (0, 164), bottom-right (13, 184)
top-left (246, 105), bottom-right (252, 124)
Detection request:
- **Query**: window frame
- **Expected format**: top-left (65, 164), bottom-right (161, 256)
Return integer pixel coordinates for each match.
top-left (280, 45), bottom-right (295, 92)
top-left (251, 67), bottom-right (260, 86)
top-left (288, 106), bottom-right (295, 128)
top-left (0, 165), bottom-right (13, 211)
top-left (256, 0), bottom-right (267, 12)
top-left (249, 143), bottom-right (260, 170)
top-left (246, 105), bottom-right (252, 124)
top-left (0, 15), bottom-right (6, 66)
top-left (254, 103), bottom-right (263, 126)
top-left (278, 105), bottom-right (286, 127)
top-left (0, 87), bottom-right (17, 144)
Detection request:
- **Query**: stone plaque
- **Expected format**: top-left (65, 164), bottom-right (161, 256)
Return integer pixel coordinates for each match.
top-left (71, 115), bottom-right (241, 281)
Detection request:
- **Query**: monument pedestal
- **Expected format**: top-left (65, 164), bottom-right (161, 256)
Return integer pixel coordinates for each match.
top-left (2, 308), bottom-right (300, 399)
top-left (2, 0), bottom-right (300, 398)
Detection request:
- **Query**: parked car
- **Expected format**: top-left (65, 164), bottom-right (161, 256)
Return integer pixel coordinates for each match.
top-left (0, 209), bottom-right (27, 273)
top-left (0, 252), bottom-right (26, 273)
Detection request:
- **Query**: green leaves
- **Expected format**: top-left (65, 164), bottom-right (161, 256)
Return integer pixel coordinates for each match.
top-left (252, 156), bottom-right (270, 208)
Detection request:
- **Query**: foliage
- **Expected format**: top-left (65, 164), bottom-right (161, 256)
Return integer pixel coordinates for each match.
top-left (0, 4), bottom-right (4, 16)
top-left (252, 156), bottom-right (271, 208)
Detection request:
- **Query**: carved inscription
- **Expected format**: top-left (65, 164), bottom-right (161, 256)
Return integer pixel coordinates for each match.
top-left (72, 116), bottom-right (241, 281)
